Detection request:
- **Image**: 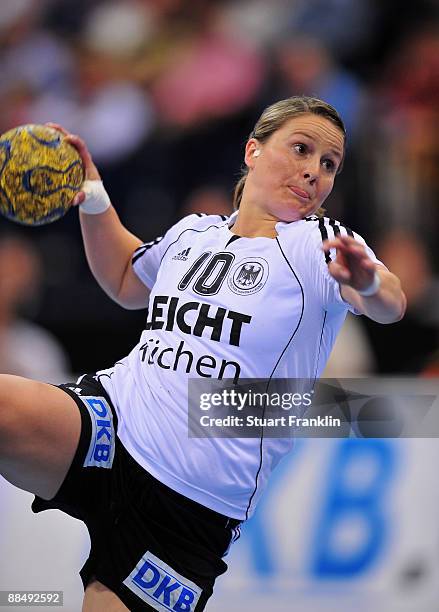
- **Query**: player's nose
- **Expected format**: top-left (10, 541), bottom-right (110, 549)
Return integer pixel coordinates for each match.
top-left (302, 157), bottom-right (320, 183)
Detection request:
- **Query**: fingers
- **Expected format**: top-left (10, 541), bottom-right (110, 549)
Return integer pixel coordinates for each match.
top-left (322, 237), bottom-right (371, 266)
top-left (44, 123), bottom-right (101, 181)
top-left (65, 135), bottom-right (101, 180)
top-left (323, 235), bottom-right (377, 290)
top-left (72, 191), bottom-right (86, 207)
top-left (64, 133), bottom-right (90, 159)
top-left (322, 235), bottom-right (364, 256)
top-left (45, 123), bottom-right (86, 160)
top-left (359, 258), bottom-right (376, 272)
top-left (45, 122), bottom-right (69, 136)
top-left (328, 261), bottom-right (351, 283)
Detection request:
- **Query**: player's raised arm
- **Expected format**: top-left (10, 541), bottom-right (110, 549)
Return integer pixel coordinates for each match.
top-left (47, 124), bottom-right (150, 310)
top-left (323, 235), bottom-right (406, 323)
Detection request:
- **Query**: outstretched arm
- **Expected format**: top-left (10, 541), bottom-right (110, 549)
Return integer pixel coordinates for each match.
top-left (322, 235), bottom-right (406, 324)
top-left (48, 124), bottom-right (149, 310)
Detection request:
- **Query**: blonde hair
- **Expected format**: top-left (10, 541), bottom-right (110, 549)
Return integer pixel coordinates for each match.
top-left (233, 96), bottom-right (346, 217)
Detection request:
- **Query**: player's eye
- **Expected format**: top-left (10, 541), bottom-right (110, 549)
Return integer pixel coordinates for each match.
top-left (322, 158), bottom-right (336, 173)
top-left (293, 143), bottom-right (307, 154)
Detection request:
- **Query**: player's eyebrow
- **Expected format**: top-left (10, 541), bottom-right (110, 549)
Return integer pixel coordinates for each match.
top-left (290, 131), bottom-right (343, 160)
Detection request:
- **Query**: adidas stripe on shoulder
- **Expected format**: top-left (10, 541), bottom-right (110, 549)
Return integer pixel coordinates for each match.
top-left (132, 236), bottom-right (164, 264)
top-left (131, 213), bottom-right (229, 265)
top-left (305, 216), bottom-right (355, 263)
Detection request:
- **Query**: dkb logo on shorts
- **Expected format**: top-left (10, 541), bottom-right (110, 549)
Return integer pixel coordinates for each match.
top-left (81, 396), bottom-right (115, 469)
top-left (123, 551), bottom-right (202, 611)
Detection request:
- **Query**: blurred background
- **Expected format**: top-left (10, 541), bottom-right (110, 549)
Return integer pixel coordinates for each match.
top-left (0, 0), bottom-right (438, 610)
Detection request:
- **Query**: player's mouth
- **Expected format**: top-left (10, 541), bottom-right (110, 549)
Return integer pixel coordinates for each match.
top-left (288, 186), bottom-right (311, 201)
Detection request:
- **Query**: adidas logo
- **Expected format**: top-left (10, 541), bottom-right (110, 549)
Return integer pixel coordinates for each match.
top-left (172, 247), bottom-right (191, 261)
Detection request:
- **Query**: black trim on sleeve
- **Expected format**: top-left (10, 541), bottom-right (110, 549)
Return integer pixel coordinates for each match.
top-left (318, 218), bottom-right (332, 263)
top-left (159, 222), bottom-right (226, 265)
top-left (195, 212), bottom-right (227, 221)
top-left (133, 217), bottom-right (226, 268)
top-left (334, 221), bottom-right (354, 237)
top-left (132, 236), bottom-right (164, 264)
top-left (309, 217), bottom-right (356, 266)
top-left (328, 218), bottom-right (340, 236)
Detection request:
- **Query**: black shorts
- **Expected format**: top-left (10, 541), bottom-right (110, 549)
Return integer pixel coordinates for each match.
top-left (32, 374), bottom-right (241, 611)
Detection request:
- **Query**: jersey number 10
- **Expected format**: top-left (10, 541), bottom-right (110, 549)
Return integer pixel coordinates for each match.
top-left (178, 252), bottom-right (235, 296)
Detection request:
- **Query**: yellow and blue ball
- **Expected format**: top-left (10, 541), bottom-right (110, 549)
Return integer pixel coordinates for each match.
top-left (0, 124), bottom-right (84, 226)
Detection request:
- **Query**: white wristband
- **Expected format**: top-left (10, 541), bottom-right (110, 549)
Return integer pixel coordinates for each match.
top-left (79, 180), bottom-right (111, 215)
top-left (357, 271), bottom-right (381, 297)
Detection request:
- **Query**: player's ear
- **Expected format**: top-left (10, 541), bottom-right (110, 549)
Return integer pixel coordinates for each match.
top-left (244, 139), bottom-right (261, 169)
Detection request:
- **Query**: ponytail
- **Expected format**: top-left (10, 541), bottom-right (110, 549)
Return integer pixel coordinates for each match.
top-left (232, 171), bottom-right (248, 210)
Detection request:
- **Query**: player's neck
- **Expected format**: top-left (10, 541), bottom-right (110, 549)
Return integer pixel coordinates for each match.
top-left (231, 204), bottom-right (278, 239)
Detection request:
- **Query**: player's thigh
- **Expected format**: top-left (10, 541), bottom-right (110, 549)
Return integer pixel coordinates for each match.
top-left (82, 580), bottom-right (130, 612)
top-left (0, 374), bottom-right (81, 500)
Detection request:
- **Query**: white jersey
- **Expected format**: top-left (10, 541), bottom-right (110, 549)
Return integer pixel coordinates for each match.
top-left (97, 212), bottom-right (382, 520)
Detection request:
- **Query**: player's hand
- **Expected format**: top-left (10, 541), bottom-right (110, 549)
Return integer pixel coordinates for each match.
top-left (322, 235), bottom-right (377, 292)
top-left (45, 123), bottom-right (100, 206)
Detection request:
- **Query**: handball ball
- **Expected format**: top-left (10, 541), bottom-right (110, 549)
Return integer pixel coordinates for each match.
top-left (0, 124), bottom-right (84, 226)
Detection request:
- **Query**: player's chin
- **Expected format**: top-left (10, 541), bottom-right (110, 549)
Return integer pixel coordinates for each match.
top-left (287, 196), bottom-right (321, 220)
top-left (294, 202), bottom-right (321, 221)
top-left (303, 203), bottom-right (321, 218)
top-left (276, 208), bottom-right (302, 222)
top-left (274, 197), bottom-right (320, 222)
